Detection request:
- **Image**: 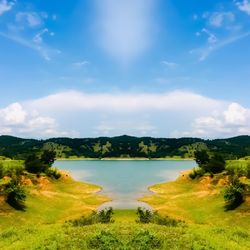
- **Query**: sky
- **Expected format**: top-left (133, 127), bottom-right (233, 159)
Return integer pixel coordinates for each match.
top-left (0, 0), bottom-right (250, 139)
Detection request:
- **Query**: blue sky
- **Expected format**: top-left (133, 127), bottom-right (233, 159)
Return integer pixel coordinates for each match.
top-left (0, 0), bottom-right (250, 138)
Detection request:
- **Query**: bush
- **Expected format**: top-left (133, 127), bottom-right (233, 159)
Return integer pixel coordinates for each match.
top-left (136, 207), bottom-right (153, 224)
top-left (203, 154), bottom-right (225, 174)
top-left (0, 162), bottom-right (24, 179)
top-left (224, 179), bottom-right (245, 210)
top-left (88, 231), bottom-right (121, 250)
top-left (152, 212), bottom-right (182, 227)
top-left (24, 154), bottom-right (47, 174)
top-left (4, 180), bottom-right (26, 210)
top-left (45, 168), bottom-right (61, 180)
top-left (226, 162), bottom-right (250, 178)
top-left (68, 208), bottom-right (114, 227)
top-left (97, 207), bottom-right (114, 224)
top-left (128, 230), bottom-right (162, 250)
top-left (189, 168), bottom-right (205, 179)
top-left (40, 150), bottom-right (56, 167)
top-left (68, 212), bottom-right (98, 226)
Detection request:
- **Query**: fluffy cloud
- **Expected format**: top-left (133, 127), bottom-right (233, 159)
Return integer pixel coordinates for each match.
top-left (0, 102), bottom-right (73, 138)
top-left (236, 0), bottom-right (250, 15)
top-left (28, 90), bottom-right (223, 113)
top-left (2, 91), bottom-right (250, 139)
top-left (0, 0), bottom-right (14, 16)
top-left (94, 0), bottom-right (156, 63)
top-left (179, 103), bottom-right (250, 138)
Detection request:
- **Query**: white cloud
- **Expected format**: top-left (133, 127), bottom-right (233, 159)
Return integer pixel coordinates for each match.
top-left (202, 28), bottom-right (217, 44)
top-left (161, 61), bottom-right (178, 69)
top-left (28, 90), bottom-right (223, 113)
top-left (0, 102), bottom-right (72, 138)
top-left (179, 102), bottom-right (250, 138)
top-left (94, 0), bottom-right (156, 63)
top-left (2, 90), bottom-right (250, 139)
top-left (236, 0), bottom-right (250, 15)
top-left (16, 12), bottom-right (43, 27)
top-left (0, 29), bottom-right (60, 61)
top-left (0, 103), bottom-right (27, 125)
top-left (203, 11), bottom-right (235, 27)
top-left (191, 31), bottom-right (250, 61)
top-left (0, 0), bottom-right (14, 16)
top-left (72, 61), bottom-right (89, 68)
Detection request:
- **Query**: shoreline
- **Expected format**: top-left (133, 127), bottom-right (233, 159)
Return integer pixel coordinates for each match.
top-left (56, 157), bottom-right (194, 161)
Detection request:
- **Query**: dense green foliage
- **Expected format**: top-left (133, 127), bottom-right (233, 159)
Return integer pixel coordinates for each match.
top-left (224, 179), bottom-right (246, 210)
top-left (2, 135), bottom-right (250, 159)
top-left (69, 208), bottom-right (114, 226)
top-left (4, 179), bottom-right (26, 210)
top-left (194, 150), bottom-right (226, 174)
top-left (136, 207), bottom-right (182, 227)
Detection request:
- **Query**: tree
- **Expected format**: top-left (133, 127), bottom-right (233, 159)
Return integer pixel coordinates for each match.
top-left (40, 150), bottom-right (56, 167)
top-left (224, 179), bottom-right (245, 210)
top-left (194, 150), bottom-right (209, 167)
top-left (24, 154), bottom-right (46, 174)
top-left (203, 153), bottom-right (225, 174)
top-left (5, 179), bottom-right (26, 210)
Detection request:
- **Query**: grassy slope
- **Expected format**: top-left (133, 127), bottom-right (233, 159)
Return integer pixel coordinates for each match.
top-left (141, 173), bottom-right (250, 227)
top-left (1, 161), bottom-right (250, 249)
top-left (0, 172), bottom-right (109, 227)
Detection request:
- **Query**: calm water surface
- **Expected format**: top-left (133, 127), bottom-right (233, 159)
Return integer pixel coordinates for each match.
top-left (55, 160), bottom-right (196, 209)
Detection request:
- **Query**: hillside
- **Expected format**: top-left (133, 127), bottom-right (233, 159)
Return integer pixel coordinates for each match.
top-left (1, 135), bottom-right (250, 160)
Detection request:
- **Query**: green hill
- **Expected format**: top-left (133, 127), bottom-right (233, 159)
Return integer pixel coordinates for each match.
top-left (1, 135), bottom-right (250, 160)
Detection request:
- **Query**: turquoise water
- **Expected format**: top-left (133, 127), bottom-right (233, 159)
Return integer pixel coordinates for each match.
top-left (55, 160), bottom-right (196, 209)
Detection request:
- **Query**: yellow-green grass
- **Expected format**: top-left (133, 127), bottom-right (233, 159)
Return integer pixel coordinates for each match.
top-left (140, 173), bottom-right (250, 229)
top-left (0, 210), bottom-right (250, 249)
top-left (0, 172), bottom-right (109, 228)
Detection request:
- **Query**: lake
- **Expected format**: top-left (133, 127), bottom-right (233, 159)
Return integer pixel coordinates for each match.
top-left (55, 160), bottom-right (196, 209)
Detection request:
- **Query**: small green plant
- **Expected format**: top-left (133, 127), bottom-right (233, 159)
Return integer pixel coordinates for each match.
top-left (152, 212), bottom-right (182, 227)
top-left (68, 208), bottom-right (114, 227)
top-left (224, 179), bottom-right (246, 210)
top-left (97, 207), bottom-right (114, 224)
top-left (88, 231), bottom-right (121, 250)
top-left (68, 212), bottom-right (97, 226)
top-left (189, 168), bottom-right (205, 179)
top-left (136, 207), bottom-right (153, 224)
top-left (4, 179), bottom-right (26, 210)
top-left (45, 168), bottom-right (61, 179)
top-left (128, 230), bottom-right (162, 250)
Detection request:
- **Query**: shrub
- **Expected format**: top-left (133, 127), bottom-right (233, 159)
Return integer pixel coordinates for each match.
top-left (45, 168), bottom-right (61, 180)
top-left (0, 162), bottom-right (24, 179)
top-left (24, 154), bottom-right (47, 174)
top-left (224, 179), bottom-right (245, 210)
top-left (136, 207), bottom-right (153, 224)
top-left (189, 168), bottom-right (205, 179)
top-left (128, 230), bottom-right (162, 250)
top-left (152, 212), bottom-right (182, 227)
top-left (88, 231), bottom-right (121, 250)
top-left (40, 150), bottom-right (56, 167)
top-left (68, 208), bottom-right (114, 227)
top-left (97, 207), bottom-right (114, 224)
top-left (4, 180), bottom-right (26, 210)
top-left (226, 162), bottom-right (250, 178)
top-left (203, 154), bottom-right (225, 174)
top-left (68, 212), bottom-right (98, 226)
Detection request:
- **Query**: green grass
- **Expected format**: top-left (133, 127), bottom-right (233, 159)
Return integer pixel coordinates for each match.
top-left (0, 210), bottom-right (250, 249)
top-left (1, 159), bottom-right (250, 249)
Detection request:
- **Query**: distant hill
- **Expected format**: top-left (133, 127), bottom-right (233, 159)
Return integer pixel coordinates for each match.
top-left (1, 135), bottom-right (250, 160)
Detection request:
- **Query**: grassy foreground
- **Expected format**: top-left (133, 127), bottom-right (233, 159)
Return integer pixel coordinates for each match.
top-left (0, 171), bottom-right (109, 227)
top-left (1, 160), bottom-right (250, 249)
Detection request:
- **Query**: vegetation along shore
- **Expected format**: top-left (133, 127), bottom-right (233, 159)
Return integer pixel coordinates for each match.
top-left (0, 137), bottom-right (250, 249)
